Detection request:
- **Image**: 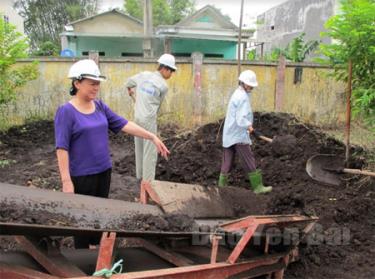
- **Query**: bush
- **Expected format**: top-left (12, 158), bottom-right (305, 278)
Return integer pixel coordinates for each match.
top-left (0, 15), bottom-right (39, 106)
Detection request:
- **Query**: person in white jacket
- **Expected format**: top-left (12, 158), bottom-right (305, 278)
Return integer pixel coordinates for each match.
top-left (125, 54), bottom-right (176, 185)
top-left (218, 70), bottom-right (272, 194)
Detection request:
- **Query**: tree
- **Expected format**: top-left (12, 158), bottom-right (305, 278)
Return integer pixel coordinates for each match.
top-left (124, 0), bottom-right (195, 26)
top-left (32, 41), bottom-right (59, 56)
top-left (14, 0), bottom-right (98, 51)
top-left (282, 33), bottom-right (319, 62)
top-left (124, 0), bottom-right (142, 20)
top-left (319, 0), bottom-right (375, 128)
top-left (170, 0), bottom-right (195, 24)
top-left (0, 16), bottom-right (38, 106)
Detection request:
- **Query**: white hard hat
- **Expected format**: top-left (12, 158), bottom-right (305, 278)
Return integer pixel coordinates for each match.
top-left (238, 70), bottom-right (258, 87)
top-left (157, 54), bottom-right (177, 70)
top-left (68, 59), bottom-right (106, 81)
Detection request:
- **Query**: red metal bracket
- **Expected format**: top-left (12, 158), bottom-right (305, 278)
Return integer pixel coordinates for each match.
top-left (95, 232), bottom-right (117, 272)
top-left (227, 223), bottom-right (258, 264)
top-left (210, 235), bottom-right (222, 264)
top-left (140, 180), bottom-right (161, 205)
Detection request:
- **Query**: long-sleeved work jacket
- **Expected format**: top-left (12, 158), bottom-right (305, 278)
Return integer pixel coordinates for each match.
top-left (222, 86), bottom-right (253, 148)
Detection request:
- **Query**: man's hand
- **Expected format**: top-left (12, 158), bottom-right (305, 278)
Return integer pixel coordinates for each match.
top-left (127, 87), bottom-right (135, 96)
top-left (62, 180), bottom-right (74, 193)
top-left (248, 125), bottom-right (254, 134)
top-left (127, 88), bottom-right (136, 102)
top-left (151, 134), bottom-right (170, 160)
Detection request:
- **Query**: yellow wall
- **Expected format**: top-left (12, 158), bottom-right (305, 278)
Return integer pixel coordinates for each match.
top-left (0, 59), bottom-right (345, 129)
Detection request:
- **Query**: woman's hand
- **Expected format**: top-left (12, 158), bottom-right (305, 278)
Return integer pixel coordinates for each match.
top-left (151, 134), bottom-right (170, 159)
top-left (122, 122), bottom-right (170, 159)
top-left (62, 179), bottom-right (74, 193)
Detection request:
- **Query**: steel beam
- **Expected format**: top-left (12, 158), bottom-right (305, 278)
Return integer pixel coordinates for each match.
top-left (0, 263), bottom-right (60, 279)
top-left (227, 223), bottom-right (258, 264)
top-left (70, 255), bottom-right (282, 279)
top-left (134, 238), bottom-right (194, 267)
top-left (14, 236), bottom-right (86, 277)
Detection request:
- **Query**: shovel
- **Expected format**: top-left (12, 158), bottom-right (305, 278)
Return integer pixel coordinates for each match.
top-left (252, 130), bottom-right (297, 156)
top-left (306, 154), bottom-right (375, 186)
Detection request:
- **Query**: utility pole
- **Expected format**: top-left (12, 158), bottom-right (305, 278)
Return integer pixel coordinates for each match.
top-left (237, 0), bottom-right (245, 76)
top-left (143, 0), bottom-right (153, 57)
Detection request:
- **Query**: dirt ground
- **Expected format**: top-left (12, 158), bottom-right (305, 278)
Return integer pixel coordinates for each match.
top-left (0, 112), bottom-right (374, 278)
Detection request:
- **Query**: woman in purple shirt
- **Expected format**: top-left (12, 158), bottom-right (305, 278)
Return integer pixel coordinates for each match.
top-left (55, 59), bottom-right (169, 248)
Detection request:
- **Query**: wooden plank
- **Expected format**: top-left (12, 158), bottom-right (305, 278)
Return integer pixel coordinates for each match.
top-left (151, 181), bottom-right (235, 218)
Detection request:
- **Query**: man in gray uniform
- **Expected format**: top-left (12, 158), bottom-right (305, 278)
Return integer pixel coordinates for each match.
top-left (125, 54), bottom-right (176, 184)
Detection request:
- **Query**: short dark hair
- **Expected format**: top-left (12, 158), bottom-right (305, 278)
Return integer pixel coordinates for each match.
top-left (158, 64), bottom-right (175, 72)
top-left (69, 78), bottom-right (85, 96)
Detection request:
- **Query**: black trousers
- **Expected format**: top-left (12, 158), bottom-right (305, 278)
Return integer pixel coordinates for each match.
top-left (71, 168), bottom-right (111, 249)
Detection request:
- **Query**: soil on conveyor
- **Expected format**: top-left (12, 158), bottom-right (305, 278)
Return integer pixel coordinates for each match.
top-left (0, 112), bottom-right (374, 279)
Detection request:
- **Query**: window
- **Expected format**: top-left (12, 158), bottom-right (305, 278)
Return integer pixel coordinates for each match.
top-left (81, 51), bottom-right (105, 56)
top-left (121, 52), bottom-right (142, 57)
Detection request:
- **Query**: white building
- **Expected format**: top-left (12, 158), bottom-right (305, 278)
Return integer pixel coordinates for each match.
top-left (0, 0), bottom-right (24, 33)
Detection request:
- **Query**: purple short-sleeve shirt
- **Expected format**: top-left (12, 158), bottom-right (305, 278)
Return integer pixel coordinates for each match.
top-left (54, 100), bottom-right (128, 176)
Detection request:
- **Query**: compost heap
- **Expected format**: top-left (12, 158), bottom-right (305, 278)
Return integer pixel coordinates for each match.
top-left (0, 112), bottom-right (374, 279)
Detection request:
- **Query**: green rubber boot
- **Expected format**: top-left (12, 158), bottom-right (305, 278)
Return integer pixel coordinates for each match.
top-left (218, 173), bottom-right (228, 187)
top-left (248, 170), bottom-right (272, 194)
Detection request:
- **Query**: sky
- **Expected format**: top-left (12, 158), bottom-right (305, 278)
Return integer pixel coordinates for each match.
top-left (99, 0), bottom-right (289, 27)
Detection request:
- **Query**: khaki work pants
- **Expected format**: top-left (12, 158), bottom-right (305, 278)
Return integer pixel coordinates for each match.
top-left (134, 119), bottom-right (157, 181)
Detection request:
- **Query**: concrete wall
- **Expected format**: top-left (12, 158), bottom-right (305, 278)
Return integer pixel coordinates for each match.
top-left (0, 58), bottom-right (346, 130)
top-left (256, 0), bottom-right (338, 56)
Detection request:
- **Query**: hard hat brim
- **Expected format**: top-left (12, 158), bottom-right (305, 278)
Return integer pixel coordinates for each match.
top-left (244, 81), bottom-right (258, 87)
top-left (68, 74), bottom-right (107, 81)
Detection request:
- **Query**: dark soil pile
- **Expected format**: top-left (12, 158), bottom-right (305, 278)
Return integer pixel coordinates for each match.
top-left (0, 112), bottom-right (374, 278)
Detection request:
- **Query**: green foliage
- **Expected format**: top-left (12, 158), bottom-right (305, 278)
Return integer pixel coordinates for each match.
top-left (124, 0), bottom-right (195, 26)
top-left (153, 0), bottom-right (172, 26)
top-left (247, 49), bottom-right (256, 60)
top-left (32, 41), bottom-right (59, 56)
top-left (14, 0), bottom-right (98, 50)
top-left (282, 33), bottom-right (319, 62)
top-left (250, 48), bottom-right (281, 62)
top-left (170, 0), bottom-right (195, 24)
top-left (249, 34), bottom-right (318, 62)
top-left (124, 0), bottom-right (142, 20)
top-left (0, 16), bottom-right (39, 105)
top-left (319, 0), bottom-right (375, 129)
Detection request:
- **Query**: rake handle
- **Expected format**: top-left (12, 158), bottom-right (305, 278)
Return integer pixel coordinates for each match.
top-left (343, 168), bottom-right (375, 177)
